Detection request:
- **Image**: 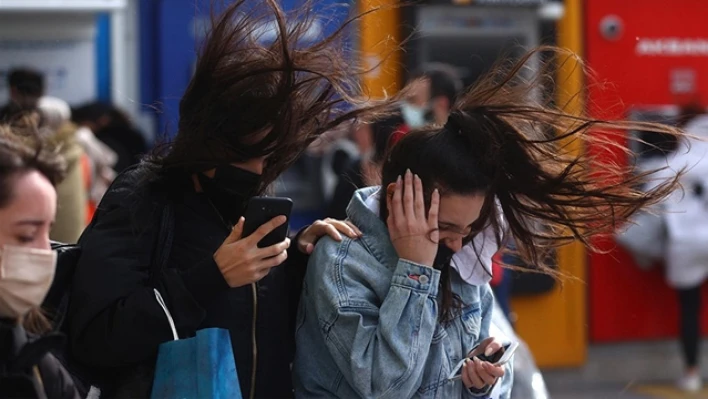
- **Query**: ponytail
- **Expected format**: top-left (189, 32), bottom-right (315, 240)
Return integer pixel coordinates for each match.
top-left (383, 46), bottom-right (683, 279)
top-left (440, 47), bottom-right (683, 274)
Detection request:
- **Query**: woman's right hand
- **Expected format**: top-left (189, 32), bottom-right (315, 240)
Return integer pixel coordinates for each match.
top-left (387, 169), bottom-right (440, 268)
top-left (213, 216), bottom-right (290, 287)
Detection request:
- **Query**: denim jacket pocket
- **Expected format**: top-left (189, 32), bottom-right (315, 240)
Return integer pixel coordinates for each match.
top-left (460, 303), bottom-right (482, 337)
top-left (432, 323), bottom-right (448, 343)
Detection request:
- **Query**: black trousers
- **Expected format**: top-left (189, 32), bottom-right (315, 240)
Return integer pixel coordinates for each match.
top-left (677, 285), bottom-right (702, 368)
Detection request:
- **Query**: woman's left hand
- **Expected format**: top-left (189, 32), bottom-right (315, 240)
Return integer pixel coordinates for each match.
top-left (462, 337), bottom-right (506, 391)
top-left (297, 218), bottom-right (362, 254)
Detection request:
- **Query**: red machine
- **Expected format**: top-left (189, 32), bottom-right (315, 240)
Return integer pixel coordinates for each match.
top-left (586, 0), bottom-right (708, 341)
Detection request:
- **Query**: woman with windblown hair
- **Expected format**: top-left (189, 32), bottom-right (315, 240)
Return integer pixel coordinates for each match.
top-left (67, 1), bottom-right (390, 398)
top-left (293, 48), bottom-right (683, 398)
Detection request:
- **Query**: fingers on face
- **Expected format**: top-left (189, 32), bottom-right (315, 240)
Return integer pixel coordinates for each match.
top-left (391, 175), bottom-right (404, 224)
top-left (414, 174), bottom-right (426, 219)
top-left (428, 188), bottom-right (440, 228)
top-left (403, 170), bottom-right (415, 218)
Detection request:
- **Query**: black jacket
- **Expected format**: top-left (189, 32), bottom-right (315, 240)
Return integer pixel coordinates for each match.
top-left (0, 320), bottom-right (80, 399)
top-left (68, 165), bottom-right (307, 398)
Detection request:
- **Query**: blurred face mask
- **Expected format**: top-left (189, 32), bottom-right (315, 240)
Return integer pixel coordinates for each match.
top-left (401, 102), bottom-right (429, 129)
top-left (0, 245), bottom-right (56, 319)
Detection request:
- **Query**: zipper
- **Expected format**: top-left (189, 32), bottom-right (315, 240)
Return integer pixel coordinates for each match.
top-left (250, 282), bottom-right (258, 399)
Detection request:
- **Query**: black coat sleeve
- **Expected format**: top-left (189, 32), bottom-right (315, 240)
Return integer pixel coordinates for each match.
top-left (68, 177), bottom-right (230, 369)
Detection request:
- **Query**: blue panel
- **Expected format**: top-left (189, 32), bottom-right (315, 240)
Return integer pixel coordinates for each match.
top-left (95, 13), bottom-right (111, 102)
top-left (138, 0), bottom-right (158, 120)
top-left (138, 0), bottom-right (354, 140)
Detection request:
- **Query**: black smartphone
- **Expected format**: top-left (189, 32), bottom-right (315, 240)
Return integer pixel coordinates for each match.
top-left (242, 197), bottom-right (293, 248)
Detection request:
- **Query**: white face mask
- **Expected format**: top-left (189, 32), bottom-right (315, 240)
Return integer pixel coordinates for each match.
top-left (400, 102), bottom-right (428, 128)
top-left (0, 245), bottom-right (56, 319)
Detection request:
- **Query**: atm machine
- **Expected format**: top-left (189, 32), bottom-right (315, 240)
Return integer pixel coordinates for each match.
top-left (401, 0), bottom-right (549, 87)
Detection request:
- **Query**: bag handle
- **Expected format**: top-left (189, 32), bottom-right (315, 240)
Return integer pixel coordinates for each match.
top-left (153, 289), bottom-right (178, 341)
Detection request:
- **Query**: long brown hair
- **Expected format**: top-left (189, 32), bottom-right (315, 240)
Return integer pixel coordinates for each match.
top-left (147, 0), bottom-right (395, 192)
top-left (380, 47), bottom-right (683, 322)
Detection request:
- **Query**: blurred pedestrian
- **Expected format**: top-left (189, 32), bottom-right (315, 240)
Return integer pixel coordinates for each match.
top-left (653, 103), bottom-right (708, 392)
top-left (0, 68), bottom-right (44, 123)
top-left (0, 121), bottom-right (80, 399)
top-left (326, 63), bottom-right (463, 220)
top-left (72, 102), bottom-right (149, 173)
top-left (37, 97), bottom-right (88, 244)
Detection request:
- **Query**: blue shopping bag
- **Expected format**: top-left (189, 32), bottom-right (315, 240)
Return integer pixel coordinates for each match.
top-left (150, 289), bottom-right (242, 399)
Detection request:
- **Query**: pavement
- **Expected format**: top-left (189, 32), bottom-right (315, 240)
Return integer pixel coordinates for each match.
top-left (542, 340), bottom-right (708, 399)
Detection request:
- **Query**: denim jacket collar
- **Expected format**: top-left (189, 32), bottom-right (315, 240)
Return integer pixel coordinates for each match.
top-left (345, 187), bottom-right (400, 270)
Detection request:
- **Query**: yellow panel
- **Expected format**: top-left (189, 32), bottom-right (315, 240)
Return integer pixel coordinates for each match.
top-left (357, 0), bottom-right (401, 97)
top-left (510, 0), bottom-right (588, 368)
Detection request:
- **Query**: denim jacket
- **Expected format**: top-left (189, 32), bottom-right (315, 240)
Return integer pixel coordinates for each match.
top-left (293, 187), bottom-right (513, 398)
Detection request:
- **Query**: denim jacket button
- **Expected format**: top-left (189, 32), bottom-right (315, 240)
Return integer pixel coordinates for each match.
top-left (419, 275), bottom-right (429, 284)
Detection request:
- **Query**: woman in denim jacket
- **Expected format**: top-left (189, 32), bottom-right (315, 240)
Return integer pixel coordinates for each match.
top-left (293, 48), bottom-right (683, 398)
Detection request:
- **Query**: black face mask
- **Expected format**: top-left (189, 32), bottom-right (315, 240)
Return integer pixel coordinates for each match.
top-left (197, 165), bottom-right (261, 225)
top-left (433, 244), bottom-right (456, 270)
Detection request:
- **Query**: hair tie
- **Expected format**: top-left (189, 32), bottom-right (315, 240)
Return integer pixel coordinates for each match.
top-left (444, 110), bottom-right (465, 134)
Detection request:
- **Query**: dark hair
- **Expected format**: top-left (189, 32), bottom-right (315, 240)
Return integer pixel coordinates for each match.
top-left (0, 120), bottom-right (65, 334)
top-left (411, 63), bottom-right (463, 106)
top-left (380, 47), bottom-right (682, 323)
top-left (146, 0), bottom-right (393, 192)
top-left (7, 68), bottom-right (45, 98)
top-left (370, 114), bottom-right (405, 164)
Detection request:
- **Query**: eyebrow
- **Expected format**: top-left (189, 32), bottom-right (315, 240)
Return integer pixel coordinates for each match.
top-left (15, 220), bottom-right (45, 227)
top-left (438, 221), bottom-right (470, 231)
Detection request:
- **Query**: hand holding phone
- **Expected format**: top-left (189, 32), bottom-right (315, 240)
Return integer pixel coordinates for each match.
top-left (213, 197), bottom-right (293, 287)
top-left (448, 342), bottom-right (519, 388)
top-left (242, 197), bottom-right (293, 248)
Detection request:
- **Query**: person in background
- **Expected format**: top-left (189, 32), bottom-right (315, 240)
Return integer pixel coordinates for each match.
top-left (293, 47), bottom-right (683, 398)
top-left (326, 117), bottom-right (401, 220)
top-left (37, 97), bottom-right (88, 244)
top-left (0, 68), bottom-right (45, 123)
top-left (0, 121), bottom-right (80, 399)
top-left (67, 1), bottom-right (395, 398)
top-left (326, 63), bottom-right (463, 220)
top-left (647, 103), bottom-right (708, 392)
top-left (400, 63), bottom-right (464, 129)
top-left (72, 102), bottom-right (149, 173)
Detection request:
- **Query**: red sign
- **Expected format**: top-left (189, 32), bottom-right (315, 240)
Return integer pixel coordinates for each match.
top-left (586, 0), bottom-right (708, 342)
